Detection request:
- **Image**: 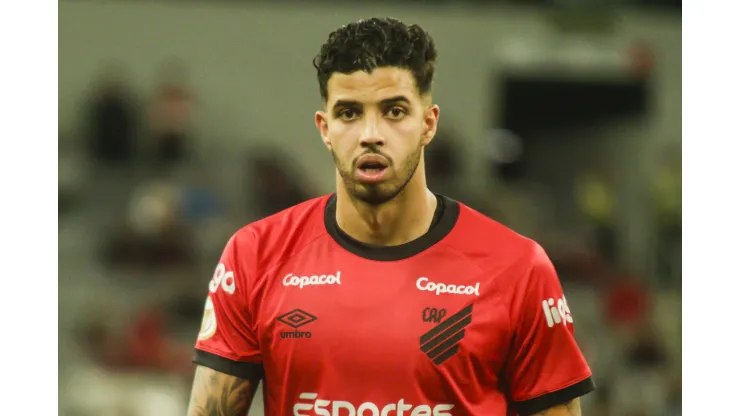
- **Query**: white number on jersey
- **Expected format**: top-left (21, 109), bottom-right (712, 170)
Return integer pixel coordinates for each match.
top-left (209, 263), bottom-right (236, 295)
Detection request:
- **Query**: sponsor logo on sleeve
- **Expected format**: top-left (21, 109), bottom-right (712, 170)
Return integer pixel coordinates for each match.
top-left (541, 295), bottom-right (573, 328)
top-left (197, 296), bottom-right (217, 341)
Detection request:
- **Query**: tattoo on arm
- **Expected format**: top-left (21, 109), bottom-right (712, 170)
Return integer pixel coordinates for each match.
top-left (533, 398), bottom-right (582, 416)
top-left (187, 365), bottom-right (259, 416)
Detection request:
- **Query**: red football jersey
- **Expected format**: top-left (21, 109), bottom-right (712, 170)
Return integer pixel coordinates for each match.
top-left (194, 194), bottom-right (594, 415)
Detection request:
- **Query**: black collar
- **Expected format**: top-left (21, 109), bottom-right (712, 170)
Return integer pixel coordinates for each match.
top-left (324, 193), bottom-right (460, 261)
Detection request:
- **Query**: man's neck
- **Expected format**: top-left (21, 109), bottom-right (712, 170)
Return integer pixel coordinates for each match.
top-left (335, 181), bottom-right (438, 247)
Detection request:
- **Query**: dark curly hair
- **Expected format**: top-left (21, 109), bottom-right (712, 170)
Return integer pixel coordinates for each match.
top-left (313, 17), bottom-right (438, 102)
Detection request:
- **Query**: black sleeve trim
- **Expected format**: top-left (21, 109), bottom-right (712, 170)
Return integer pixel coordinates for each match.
top-left (513, 377), bottom-right (595, 416)
top-left (193, 349), bottom-right (264, 383)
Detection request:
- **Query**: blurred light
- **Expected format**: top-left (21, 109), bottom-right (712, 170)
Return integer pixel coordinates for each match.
top-left (487, 129), bottom-right (524, 164)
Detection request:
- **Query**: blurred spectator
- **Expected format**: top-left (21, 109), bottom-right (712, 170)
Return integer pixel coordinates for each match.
top-left (86, 62), bottom-right (137, 165)
top-left (124, 308), bottom-right (194, 378)
top-left (575, 163), bottom-right (617, 265)
top-left (250, 152), bottom-right (312, 218)
top-left (610, 324), bottom-right (671, 415)
top-left (490, 177), bottom-right (553, 242)
top-left (148, 59), bottom-right (194, 166)
top-left (554, 238), bottom-right (612, 285)
top-left (589, 388), bottom-right (614, 416)
top-left (78, 304), bottom-right (192, 377)
top-left (425, 129), bottom-right (460, 193)
top-left (611, 367), bottom-right (670, 416)
top-left (487, 129), bottom-right (526, 183)
top-left (626, 323), bottom-right (669, 370)
top-left (179, 167), bottom-right (222, 226)
top-left (664, 375), bottom-right (682, 415)
top-left (59, 133), bottom-right (88, 215)
top-left (176, 165), bottom-right (231, 264)
top-left (604, 271), bottom-right (651, 331)
top-left (652, 144), bottom-right (682, 286)
top-left (79, 308), bottom-right (127, 370)
top-left (103, 178), bottom-right (195, 270)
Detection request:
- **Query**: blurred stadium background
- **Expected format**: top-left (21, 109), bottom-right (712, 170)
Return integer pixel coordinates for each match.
top-left (58, 1), bottom-right (681, 415)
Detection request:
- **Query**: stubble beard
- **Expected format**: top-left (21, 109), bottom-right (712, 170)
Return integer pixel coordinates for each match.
top-left (332, 142), bottom-right (423, 206)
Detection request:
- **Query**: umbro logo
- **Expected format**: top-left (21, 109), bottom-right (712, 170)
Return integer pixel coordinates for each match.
top-left (420, 304), bottom-right (473, 365)
top-left (278, 309), bottom-right (317, 339)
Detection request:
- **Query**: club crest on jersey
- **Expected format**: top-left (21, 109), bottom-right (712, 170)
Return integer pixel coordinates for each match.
top-left (422, 307), bottom-right (447, 324)
top-left (420, 304), bottom-right (473, 365)
top-left (197, 296), bottom-right (217, 341)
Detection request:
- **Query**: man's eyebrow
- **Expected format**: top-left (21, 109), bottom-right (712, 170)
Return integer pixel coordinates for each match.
top-left (332, 99), bottom-right (360, 110)
top-left (379, 95), bottom-right (410, 106)
top-left (332, 96), bottom-right (411, 111)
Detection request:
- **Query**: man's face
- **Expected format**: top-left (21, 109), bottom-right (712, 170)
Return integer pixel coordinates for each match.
top-left (315, 67), bottom-right (439, 205)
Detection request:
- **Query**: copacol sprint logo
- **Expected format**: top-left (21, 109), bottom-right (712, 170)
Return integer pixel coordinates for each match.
top-left (277, 309), bottom-right (317, 339)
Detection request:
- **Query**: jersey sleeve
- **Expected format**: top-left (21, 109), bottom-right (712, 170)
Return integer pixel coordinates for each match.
top-left (193, 229), bottom-right (264, 382)
top-left (505, 244), bottom-right (594, 415)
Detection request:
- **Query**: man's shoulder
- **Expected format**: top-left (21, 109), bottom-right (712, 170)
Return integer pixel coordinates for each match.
top-left (454, 201), bottom-right (538, 252)
top-left (445, 199), bottom-right (543, 270)
top-left (230, 195), bottom-right (331, 273)
top-left (248, 195), bottom-right (330, 233)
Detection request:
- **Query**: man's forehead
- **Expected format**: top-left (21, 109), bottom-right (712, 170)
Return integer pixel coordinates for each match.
top-left (326, 67), bottom-right (419, 104)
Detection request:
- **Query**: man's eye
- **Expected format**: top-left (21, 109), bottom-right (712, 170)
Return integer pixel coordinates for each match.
top-left (337, 109), bottom-right (358, 120)
top-left (386, 107), bottom-right (407, 119)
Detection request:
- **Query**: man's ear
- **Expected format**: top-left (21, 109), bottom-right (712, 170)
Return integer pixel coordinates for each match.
top-left (315, 110), bottom-right (332, 151)
top-left (421, 104), bottom-right (440, 146)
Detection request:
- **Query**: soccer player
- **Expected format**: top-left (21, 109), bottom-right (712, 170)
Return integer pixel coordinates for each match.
top-left (187, 17), bottom-right (594, 416)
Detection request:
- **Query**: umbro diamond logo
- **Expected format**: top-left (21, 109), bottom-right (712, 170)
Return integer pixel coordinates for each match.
top-left (277, 309), bottom-right (317, 339)
top-left (419, 304), bottom-right (473, 365)
top-left (278, 309), bottom-right (318, 329)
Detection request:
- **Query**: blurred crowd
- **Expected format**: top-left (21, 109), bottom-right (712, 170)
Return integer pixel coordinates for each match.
top-left (59, 60), bottom-right (319, 416)
top-left (58, 4), bottom-right (681, 416)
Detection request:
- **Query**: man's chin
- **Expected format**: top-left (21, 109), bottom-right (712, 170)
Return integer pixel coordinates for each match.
top-left (347, 182), bottom-right (402, 206)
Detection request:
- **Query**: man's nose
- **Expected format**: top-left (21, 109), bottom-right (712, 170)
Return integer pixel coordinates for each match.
top-left (359, 117), bottom-right (385, 147)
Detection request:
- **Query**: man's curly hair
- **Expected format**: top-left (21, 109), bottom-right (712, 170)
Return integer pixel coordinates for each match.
top-left (313, 17), bottom-right (438, 102)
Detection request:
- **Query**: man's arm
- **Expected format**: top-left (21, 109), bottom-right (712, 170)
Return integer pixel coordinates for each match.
top-left (533, 398), bottom-right (581, 416)
top-left (505, 243), bottom-right (594, 415)
top-left (186, 365), bottom-right (259, 416)
top-left (189, 230), bottom-right (264, 415)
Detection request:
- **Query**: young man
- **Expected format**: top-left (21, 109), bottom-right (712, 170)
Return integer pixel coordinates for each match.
top-left (187, 17), bottom-right (594, 416)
